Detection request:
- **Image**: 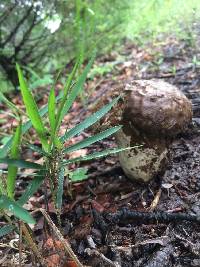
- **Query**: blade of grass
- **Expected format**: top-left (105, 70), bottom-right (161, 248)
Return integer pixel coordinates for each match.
top-left (7, 122), bottom-right (22, 199)
top-left (48, 88), bottom-right (56, 132)
top-left (27, 144), bottom-right (49, 157)
top-left (63, 126), bottom-right (122, 154)
top-left (0, 225), bottom-right (16, 238)
top-left (0, 92), bottom-right (25, 116)
top-left (0, 195), bottom-right (35, 224)
top-left (16, 64), bottom-right (48, 151)
top-left (60, 96), bottom-right (120, 143)
top-left (62, 146), bottom-right (140, 165)
top-left (0, 158), bottom-right (44, 169)
top-left (17, 175), bottom-right (45, 206)
top-left (49, 55), bottom-right (94, 149)
top-left (49, 54), bottom-right (94, 148)
top-left (59, 53), bottom-right (95, 124)
top-left (56, 56), bottom-right (81, 130)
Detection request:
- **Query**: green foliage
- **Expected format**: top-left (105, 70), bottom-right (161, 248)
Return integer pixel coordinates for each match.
top-left (0, 92), bottom-right (64, 158)
top-left (0, 225), bottom-right (16, 238)
top-left (0, 195), bottom-right (35, 224)
top-left (0, 92), bottom-right (22, 116)
top-left (126, 0), bottom-right (200, 44)
top-left (62, 147), bottom-right (136, 165)
top-left (48, 88), bottom-right (56, 132)
top-left (24, 66), bottom-right (54, 91)
top-left (0, 116), bottom-right (43, 225)
top-left (88, 62), bottom-right (115, 79)
top-left (55, 0), bottom-right (130, 64)
top-left (17, 175), bottom-right (45, 206)
top-left (0, 1), bottom-right (57, 89)
top-left (7, 122), bottom-right (22, 199)
top-left (60, 96), bottom-right (120, 142)
top-left (16, 63), bottom-right (49, 151)
top-left (0, 56), bottom-right (136, 238)
top-left (63, 126), bottom-right (122, 154)
top-left (0, 158), bottom-right (43, 170)
top-left (69, 168), bottom-right (88, 182)
top-left (58, 54), bottom-right (93, 126)
top-left (1, 0), bottom-right (200, 93)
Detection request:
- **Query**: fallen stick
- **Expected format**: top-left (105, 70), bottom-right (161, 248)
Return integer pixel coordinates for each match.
top-left (38, 208), bottom-right (84, 267)
top-left (106, 208), bottom-right (200, 225)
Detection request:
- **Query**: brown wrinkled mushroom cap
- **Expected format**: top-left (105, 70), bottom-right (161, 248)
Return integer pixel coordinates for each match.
top-left (123, 80), bottom-right (192, 137)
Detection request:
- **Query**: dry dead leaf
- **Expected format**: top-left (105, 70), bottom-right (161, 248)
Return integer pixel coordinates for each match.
top-left (69, 149), bottom-right (87, 159)
top-left (46, 254), bottom-right (60, 267)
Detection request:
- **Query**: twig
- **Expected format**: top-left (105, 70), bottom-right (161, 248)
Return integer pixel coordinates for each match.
top-left (21, 223), bottom-right (45, 266)
top-left (106, 208), bottom-right (200, 225)
top-left (38, 208), bottom-right (84, 267)
top-left (114, 236), bottom-right (169, 252)
top-left (148, 188), bottom-right (162, 211)
top-left (19, 222), bottom-right (22, 267)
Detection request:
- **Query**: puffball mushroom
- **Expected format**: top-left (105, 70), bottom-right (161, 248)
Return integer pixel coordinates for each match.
top-left (98, 80), bottom-right (193, 182)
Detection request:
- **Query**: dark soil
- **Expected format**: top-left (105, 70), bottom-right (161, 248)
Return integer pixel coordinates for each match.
top-left (0, 37), bottom-right (200, 267)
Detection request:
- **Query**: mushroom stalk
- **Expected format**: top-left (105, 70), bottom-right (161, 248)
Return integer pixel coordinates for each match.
top-left (115, 129), bottom-right (169, 182)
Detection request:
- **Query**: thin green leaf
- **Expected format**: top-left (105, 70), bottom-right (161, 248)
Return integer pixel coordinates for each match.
top-left (17, 174), bottom-right (45, 206)
top-left (0, 225), bottom-right (16, 238)
top-left (48, 88), bottom-right (56, 132)
top-left (0, 92), bottom-right (22, 115)
top-left (56, 56), bottom-right (81, 129)
top-left (59, 53), bottom-right (95, 125)
top-left (16, 63), bottom-right (48, 151)
top-left (56, 166), bottom-right (65, 210)
top-left (62, 146), bottom-right (139, 165)
top-left (7, 122), bottom-right (22, 199)
top-left (63, 126), bottom-right (122, 154)
top-left (0, 119), bottom-right (32, 158)
top-left (0, 195), bottom-right (35, 224)
top-left (49, 60), bottom-right (80, 151)
top-left (0, 158), bottom-right (43, 169)
top-left (60, 96), bottom-right (120, 143)
top-left (28, 144), bottom-right (49, 156)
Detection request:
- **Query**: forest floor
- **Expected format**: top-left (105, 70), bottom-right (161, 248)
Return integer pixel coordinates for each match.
top-left (0, 36), bottom-right (200, 266)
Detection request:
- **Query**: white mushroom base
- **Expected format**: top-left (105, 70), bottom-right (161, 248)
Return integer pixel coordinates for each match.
top-left (115, 130), bottom-right (168, 182)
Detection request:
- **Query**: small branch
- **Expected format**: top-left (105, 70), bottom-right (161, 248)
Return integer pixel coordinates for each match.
top-left (148, 188), bottom-right (162, 211)
top-left (106, 208), bottom-right (200, 225)
top-left (21, 223), bottom-right (45, 266)
top-left (38, 208), bottom-right (84, 267)
top-left (15, 14), bottom-right (48, 56)
top-left (19, 222), bottom-right (23, 267)
top-left (0, 4), bottom-right (17, 24)
top-left (14, 14), bottom-right (37, 55)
